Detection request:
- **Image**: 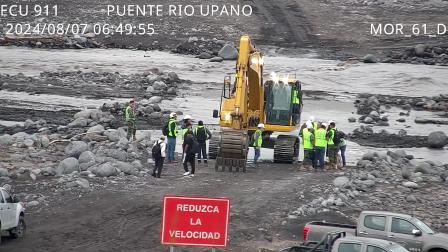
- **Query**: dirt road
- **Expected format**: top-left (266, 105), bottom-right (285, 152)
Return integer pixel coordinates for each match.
top-left (1, 161), bottom-right (351, 252)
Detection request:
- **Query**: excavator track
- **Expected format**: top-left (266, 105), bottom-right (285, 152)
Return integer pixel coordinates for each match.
top-left (215, 129), bottom-right (248, 172)
top-left (274, 135), bottom-right (299, 163)
top-left (208, 133), bottom-right (220, 160)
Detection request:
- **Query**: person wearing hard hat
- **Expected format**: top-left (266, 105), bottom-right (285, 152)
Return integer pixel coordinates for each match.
top-left (166, 112), bottom-right (178, 163)
top-left (125, 99), bottom-right (137, 141)
top-left (309, 116), bottom-right (319, 132)
top-left (194, 120), bottom-right (212, 164)
top-left (326, 120), bottom-right (338, 170)
top-left (181, 115), bottom-right (193, 143)
top-left (301, 121), bottom-right (315, 171)
top-left (252, 123), bottom-right (265, 165)
top-left (314, 123), bottom-right (327, 170)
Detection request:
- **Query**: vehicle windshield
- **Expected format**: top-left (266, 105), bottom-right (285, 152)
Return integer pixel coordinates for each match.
top-left (389, 244), bottom-right (410, 252)
top-left (412, 218), bottom-right (434, 234)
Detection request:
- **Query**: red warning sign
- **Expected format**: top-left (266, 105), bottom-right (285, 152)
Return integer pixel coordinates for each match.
top-left (161, 195), bottom-right (230, 247)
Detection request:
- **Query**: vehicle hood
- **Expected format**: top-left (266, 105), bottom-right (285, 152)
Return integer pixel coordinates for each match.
top-left (427, 233), bottom-right (448, 246)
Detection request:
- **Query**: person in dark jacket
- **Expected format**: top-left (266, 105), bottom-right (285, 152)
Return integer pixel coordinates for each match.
top-left (182, 129), bottom-right (196, 177)
top-left (151, 136), bottom-right (166, 178)
top-left (194, 121), bottom-right (212, 164)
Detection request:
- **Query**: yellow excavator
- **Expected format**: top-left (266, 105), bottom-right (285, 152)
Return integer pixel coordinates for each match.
top-left (210, 35), bottom-right (303, 172)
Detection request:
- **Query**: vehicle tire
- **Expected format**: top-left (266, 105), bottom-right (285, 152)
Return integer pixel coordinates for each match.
top-left (10, 216), bottom-right (26, 239)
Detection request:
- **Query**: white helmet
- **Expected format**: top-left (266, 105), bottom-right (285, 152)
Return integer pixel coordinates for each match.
top-left (169, 112), bottom-right (177, 118)
top-left (309, 116), bottom-right (315, 121)
top-left (321, 123), bottom-right (328, 128)
top-left (257, 123), bottom-right (265, 128)
top-left (328, 120), bottom-right (335, 124)
top-left (306, 120), bottom-right (313, 129)
top-left (184, 115), bottom-right (192, 120)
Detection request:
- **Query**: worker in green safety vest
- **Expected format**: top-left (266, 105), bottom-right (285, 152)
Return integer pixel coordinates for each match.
top-left (252, 123), bottom-right (264, 165)
top-left (309, 116), bottom-right (319, 132)
top-left (125, 99), bottom-right (137, 141)
top-left (314, 123), bottom-right (328, 170)
top-left (194, 120), bottom-right (212, 164)
top-left (166, 112), bottom-right (178, 163)
top-left (301, 121), bottom-right (315, 171)
top-left (326, 120), bottom-right (338, 170)
top-left (181, 115), bottom-right (193, 143)
top-left (292, 86), bottom-right (301, 124)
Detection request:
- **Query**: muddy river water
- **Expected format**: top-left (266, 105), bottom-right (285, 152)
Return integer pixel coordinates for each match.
top-left (1, 47), bottom-right (447, 164)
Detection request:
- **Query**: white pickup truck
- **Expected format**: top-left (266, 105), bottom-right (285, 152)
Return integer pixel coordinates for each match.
top-left (0, 186), bottom-right (26, 244)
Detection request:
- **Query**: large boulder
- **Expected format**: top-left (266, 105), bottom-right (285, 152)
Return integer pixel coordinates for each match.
top-left (363, 54), bottom-right (378, 63)
top-left (146, 86), bottom-right (155, 93)
top-left (209, 57), bottom-right (224, 63)
top-left (0, 134), bottom-right (13, 145)
top-left (104, 128), bottom-right (127, 142)
top-left (403, 181), bottom-right (419, 189)
top-left (153, 81), bottom-right (168, 90)
top-left (56, 157), bottom-right (79, 175)
top-left (89, 162), bottom-right (119, 177)
top-left (415, 161), bottom-right (433, 174)
top-left (65, 141), bottom-right (89, 158)
top-left (428, 131), bottom-right (448, 148)
top-left (75, 178), bottom-right (90, 189)
top-left (23, 139), bottom-right (34, 147)
top-left (0, 168), bottom-right (10, 177)
top-left (98, 148), bottom-right (127, 161)
top-left (117, 137), bottom-right (129, 150)
top-left (148, 96), bottom-right (162, 104)
top-left (167, 72), bottom-right (180, 83)
top-left (68, 118), bottom-right (89, 127)
top-left (198, 52), bottom-right (213, 59)
top-left (41, 135), bottom-right (50, 148)
top-left (12, 132), bottom-right (29, 143)
top-left (218, 44), bottom-right (238, 60)
top-left (414, 44), bottom-right (427, 57)
top-left (87, 125), bottom-right (105, 134)
top-left (333, 176), bottom-right (350, 188)
top-left (90, 109), bottom-right (107, 121)
top-left (74, 110), bottom-right (92, 119)
top-left (78, 151), bottom-right (96, 171)
top-left (114, 161), bottom-right (138, 175)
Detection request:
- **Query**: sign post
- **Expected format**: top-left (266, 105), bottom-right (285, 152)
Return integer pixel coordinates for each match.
top-left (161, 195), bottom-right (230, 249)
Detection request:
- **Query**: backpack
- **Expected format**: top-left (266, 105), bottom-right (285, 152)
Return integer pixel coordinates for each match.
top-left (162, 122), bottom-right (169, 136)
top-left (186, 134), bottom-right (199, 154)
top-left (152, 141), bottom-right (162, 159)
top-left (195, 127), bottom-right (207, 143)
top-left (333, 130), bottom-right (345, 145)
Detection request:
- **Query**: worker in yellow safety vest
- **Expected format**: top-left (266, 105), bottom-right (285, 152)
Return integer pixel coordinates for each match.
top-left (125, 99), bottom-right (137, 141)
top-left (166, 112), bottom-right (178, 163)
top-left (326, 120), bottom-right (339, 170)
top-left (314, 123), bottom-right (328, 170)
top-left (301, 121), bottom-right (315, 171)
top-left (252, 123), bottom-right (264, 165)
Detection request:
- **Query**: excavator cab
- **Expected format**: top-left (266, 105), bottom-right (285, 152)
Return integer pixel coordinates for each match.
top-left (264, 78), bottom-right (302, 126)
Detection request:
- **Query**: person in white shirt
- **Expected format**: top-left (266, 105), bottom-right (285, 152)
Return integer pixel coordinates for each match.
top-left (152, 136), bottom-right (167, 178)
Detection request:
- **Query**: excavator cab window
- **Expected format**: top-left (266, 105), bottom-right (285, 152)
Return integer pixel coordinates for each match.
top-left (264, 81), bottom-right (293, 126)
